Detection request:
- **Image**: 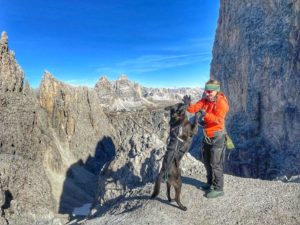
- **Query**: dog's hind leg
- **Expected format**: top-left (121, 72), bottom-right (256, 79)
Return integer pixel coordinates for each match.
top-left (167, 182), bottom-right (173, 202)
top-left (174, 179), bottom-right (187, 211)
top-left (151, 170), bottom-right (163, 199)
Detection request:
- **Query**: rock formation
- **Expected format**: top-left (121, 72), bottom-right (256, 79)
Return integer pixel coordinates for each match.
top-left (38, 70), bottom-right (116, 216)
top-left (95, 109), bottom-right (169, 207)
top-left (0, 31), bottom-right (24, 92)
top-left (211, 0), bottom-right (300, 179)
top-left (114, 74), bottom-right (142, 101)
top-left (0, 33), bottom-right (57, 224)
top-left (94, 76), bottom-right (117, 106)
top-left (0, 33), bottom-right (117, 224)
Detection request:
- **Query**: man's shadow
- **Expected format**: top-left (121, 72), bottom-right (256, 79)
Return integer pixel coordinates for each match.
top-left (58, 136), bottom-right (116, 220)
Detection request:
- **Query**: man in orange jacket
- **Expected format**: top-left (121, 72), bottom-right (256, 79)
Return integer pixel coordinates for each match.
top-left (185, 79), bottom-right (229, 198)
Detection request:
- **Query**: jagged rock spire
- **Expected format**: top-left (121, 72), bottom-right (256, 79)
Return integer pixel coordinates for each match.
top-left (0, 31), bottom-right (24, 92)
top-left (1, 31), bottom-right (8, 46)
top-left (95, 75), bottom-right (112, 89)
top-left (118, 74), bottom-right (128, 80)
top-left (97, 75), bottom-right (110, 85)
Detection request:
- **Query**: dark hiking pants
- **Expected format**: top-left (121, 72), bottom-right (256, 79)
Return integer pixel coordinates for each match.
top-left (202, 134), bottom-right (226, 191)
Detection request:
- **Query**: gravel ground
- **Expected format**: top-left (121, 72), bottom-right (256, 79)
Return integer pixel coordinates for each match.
top-left (83, 172), bottom-right (300, 225)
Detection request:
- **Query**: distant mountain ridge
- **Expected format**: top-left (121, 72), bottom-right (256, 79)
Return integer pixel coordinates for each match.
top-left (95, 75), bottom-right (203, 111)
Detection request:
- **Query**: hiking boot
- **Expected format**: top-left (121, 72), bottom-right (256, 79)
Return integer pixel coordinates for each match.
top-left (202, 184), bottom-right (214, 191)
top-left (206, 190), bottom-right (224, 198)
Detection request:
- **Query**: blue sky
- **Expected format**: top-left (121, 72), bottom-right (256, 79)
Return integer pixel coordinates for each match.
top-left (1, 0), bottom-right (219, 88)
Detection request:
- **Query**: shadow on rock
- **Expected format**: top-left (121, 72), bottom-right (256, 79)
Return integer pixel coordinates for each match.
top-left (58, 136), bottom-right (116, 220)
top-left (90, 148), bottom-right (162, 218)
top-left (181, 176), bottom-right (207, 190)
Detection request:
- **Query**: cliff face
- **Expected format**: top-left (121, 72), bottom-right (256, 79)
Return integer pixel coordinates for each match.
top-left (38, 71), bottom-right (117, 216)
top-left (39, 71), bottom-right (114, 160)
top-left (0, 32), bottom-right (117, 224)
top-left (211, 0), bottom-right (300, 178)
top-left (0, 32), bottom-right (24, 92)
top-left (0, 32), bottom-right (57, 224)
top-left (95, 110), bottom-right (169, 207)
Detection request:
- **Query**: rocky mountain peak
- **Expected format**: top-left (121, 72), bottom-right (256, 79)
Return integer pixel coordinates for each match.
top-left (1, 31), bottom-right (8, 48)
top-left (95, 75), bottom-right (116, 105)
top-left (97, 76), bottom-right (110, 85)
top-left (0, 32), bottom-right (24, 92)
top-left (43, 69), bottom-right (54, 79)
top-left (118, 74), bottom-right (128, 80)
top-left (39, 70), bottom-right (62, 113)
top-left (99, 75), bottom-right (109, 82)
top-left (94, 75), bottom-right (203, 111)
top-left (114, 74), bottom-right (141, 102)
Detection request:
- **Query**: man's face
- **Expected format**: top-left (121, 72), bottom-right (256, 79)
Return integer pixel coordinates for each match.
top-left (205, 90), bottom-right (218, 100)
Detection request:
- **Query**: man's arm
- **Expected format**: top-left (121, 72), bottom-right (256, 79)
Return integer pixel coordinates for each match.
top-left (187, 100), bottom-right (205, 113)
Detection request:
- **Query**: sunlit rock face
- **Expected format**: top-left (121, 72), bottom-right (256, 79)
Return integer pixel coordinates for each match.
top-left (0, 31), bottom-right (24, 92)
top-left (95, 76), bottom-right (117, 106)
top-left (211, 0), bottom-right (300, 179)
top-left (38, 70), bottom-right (117, 215)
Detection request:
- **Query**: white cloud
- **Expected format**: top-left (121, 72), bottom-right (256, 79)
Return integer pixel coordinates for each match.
top-left (62, 78), bottom-right (97, 87)
top-left (97, 52), bottom-right (211, 74)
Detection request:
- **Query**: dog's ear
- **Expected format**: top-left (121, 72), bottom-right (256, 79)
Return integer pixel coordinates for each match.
top-left (164, 104), bottom-right (177, 111)
top-left (164, 105), bottom-right (173, 111)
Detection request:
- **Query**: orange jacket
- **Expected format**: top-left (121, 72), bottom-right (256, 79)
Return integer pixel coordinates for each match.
top-left (187, 93), bottom-right (229, 138)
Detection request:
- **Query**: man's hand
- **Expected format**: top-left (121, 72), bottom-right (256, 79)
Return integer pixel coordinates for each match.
top-left (198, 109), bottom-right (206, 117)
top-left (196, 110), bottom-right (206, 126)
top-left (182, 95), bottom-right (191, 105)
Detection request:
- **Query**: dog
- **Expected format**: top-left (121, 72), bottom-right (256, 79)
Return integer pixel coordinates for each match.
top-left (151, 97), bottom-right (199, 211)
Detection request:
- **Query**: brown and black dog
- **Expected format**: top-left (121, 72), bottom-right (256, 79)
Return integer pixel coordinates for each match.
top-left (151, 98), bottom-right (199, 211)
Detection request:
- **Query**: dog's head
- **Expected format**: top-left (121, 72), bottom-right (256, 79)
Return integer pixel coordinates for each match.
top-left (165, 103), bottom-right (188, 126)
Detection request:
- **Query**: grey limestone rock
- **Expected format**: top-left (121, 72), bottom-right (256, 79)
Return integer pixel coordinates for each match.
top-left (0, 31), bottom-right (24, 92)
top-left (94, 76), bottom-right (117, 106)
top-left (94, 109), bottom-right (169, 208)
top-left (0, 52), bottom-right (57, 223)
top-left (211, 0), bottom-right (300, 179)
top-left (0, 33), bottom-right (118, 224)
top-left (38, 70), bottom-right (117, 216)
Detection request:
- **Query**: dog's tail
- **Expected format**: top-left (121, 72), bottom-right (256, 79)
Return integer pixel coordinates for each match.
top-left (151, 171), bottom-right (163, 199)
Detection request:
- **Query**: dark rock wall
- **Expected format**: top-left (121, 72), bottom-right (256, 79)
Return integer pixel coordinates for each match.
top-left (211, 0), bottom-right (300, 179)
